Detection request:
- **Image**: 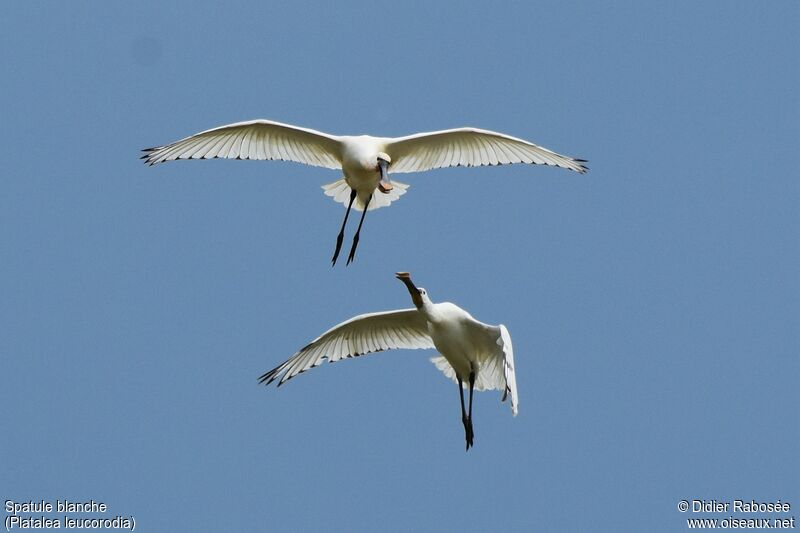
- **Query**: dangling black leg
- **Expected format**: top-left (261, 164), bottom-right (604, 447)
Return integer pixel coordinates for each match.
top-left (456, 374), bottom-right (472, 451)
top-left (466, 370), bottom-right (476, 449)
top-left (331, 189), bottom-right (357, 266)
top-left (345, 193), bottom-right (372, 266)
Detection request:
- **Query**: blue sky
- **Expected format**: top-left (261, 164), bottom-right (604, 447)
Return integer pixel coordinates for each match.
top-left (2, 1), bottom-right (798, 531)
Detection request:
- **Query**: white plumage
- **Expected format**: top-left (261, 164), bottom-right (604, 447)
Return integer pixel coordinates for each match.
top-left (143, 119), bottom-right (587, 264)
top-left (259, 272), bottom-right (518, 450)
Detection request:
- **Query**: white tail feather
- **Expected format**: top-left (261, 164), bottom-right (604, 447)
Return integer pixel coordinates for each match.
top-left (430, 356), bottom-right (504, 392)
top-left (322, 179), bottom-right (410, 211)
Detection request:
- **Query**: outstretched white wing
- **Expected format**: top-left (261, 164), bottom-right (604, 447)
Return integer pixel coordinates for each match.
top-left (142, 119), bottom-right (343, 169)
top-left (259, 309), bottom-right (433, 386)
top-left (430, 323), bottom-right (518, 416)
top-left (386, 127), bottom-right (587, 174)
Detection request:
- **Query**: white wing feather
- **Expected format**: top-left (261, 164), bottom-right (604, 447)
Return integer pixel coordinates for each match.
top-left (259, 309), bottom-right (433, 386)
top-left (386, 127), bottom-right (587, 174)
top-left (142, 119), bottom-right (343, 169)
top-left (430, 323), bottom-right (518, 416)
top-left (498, 324), bottom-right (518, 416)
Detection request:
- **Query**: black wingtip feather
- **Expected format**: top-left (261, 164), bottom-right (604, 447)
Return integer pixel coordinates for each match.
top-left (140, 147), bottom-right (164, 165)
top-left (573, 159), bottom-right (590, 173)
top-left (258, 369), bottom-right (278, 386)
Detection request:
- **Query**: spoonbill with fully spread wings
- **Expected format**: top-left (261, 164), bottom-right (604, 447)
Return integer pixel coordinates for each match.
top-left (258, 272), bottom-right (518, 450)
top-left (143, 119), bottom-right (587, 265)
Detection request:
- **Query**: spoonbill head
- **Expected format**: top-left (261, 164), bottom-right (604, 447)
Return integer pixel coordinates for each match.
top-left (396, 270), bottom-right (425, 308)
top-left (143, 119), bottom-right (587, 265)
top-left (259, 272), bottom-right (518, 450)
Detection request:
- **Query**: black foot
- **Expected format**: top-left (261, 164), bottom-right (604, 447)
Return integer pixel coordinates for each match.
top-left (345, 235), bottom-right (359, 266)
top-left (331, 234), bottom-right (344, 266)
top-left (462, 416), bottom-right (474, 451)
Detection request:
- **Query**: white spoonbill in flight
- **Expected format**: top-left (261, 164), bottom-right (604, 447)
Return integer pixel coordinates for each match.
top-left (143, 119), bottom-right (587, 265)
top-left (258, 272), bottom-right (518, 450)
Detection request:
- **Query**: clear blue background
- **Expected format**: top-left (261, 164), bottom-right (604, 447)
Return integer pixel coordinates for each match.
top-left (2, 2), bottom-right (797, 531)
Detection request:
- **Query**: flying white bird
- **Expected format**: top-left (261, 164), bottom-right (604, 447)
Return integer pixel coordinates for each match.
top-left (258, 272), bottom-right (518, 450)
top-left (143, 119), bottom-right (587, 265)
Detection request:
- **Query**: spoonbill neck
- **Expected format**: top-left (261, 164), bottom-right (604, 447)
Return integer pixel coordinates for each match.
top-left (340, 136), bottom-right (388, 171)
top-left (396, 272), bottom-right (423, 308)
